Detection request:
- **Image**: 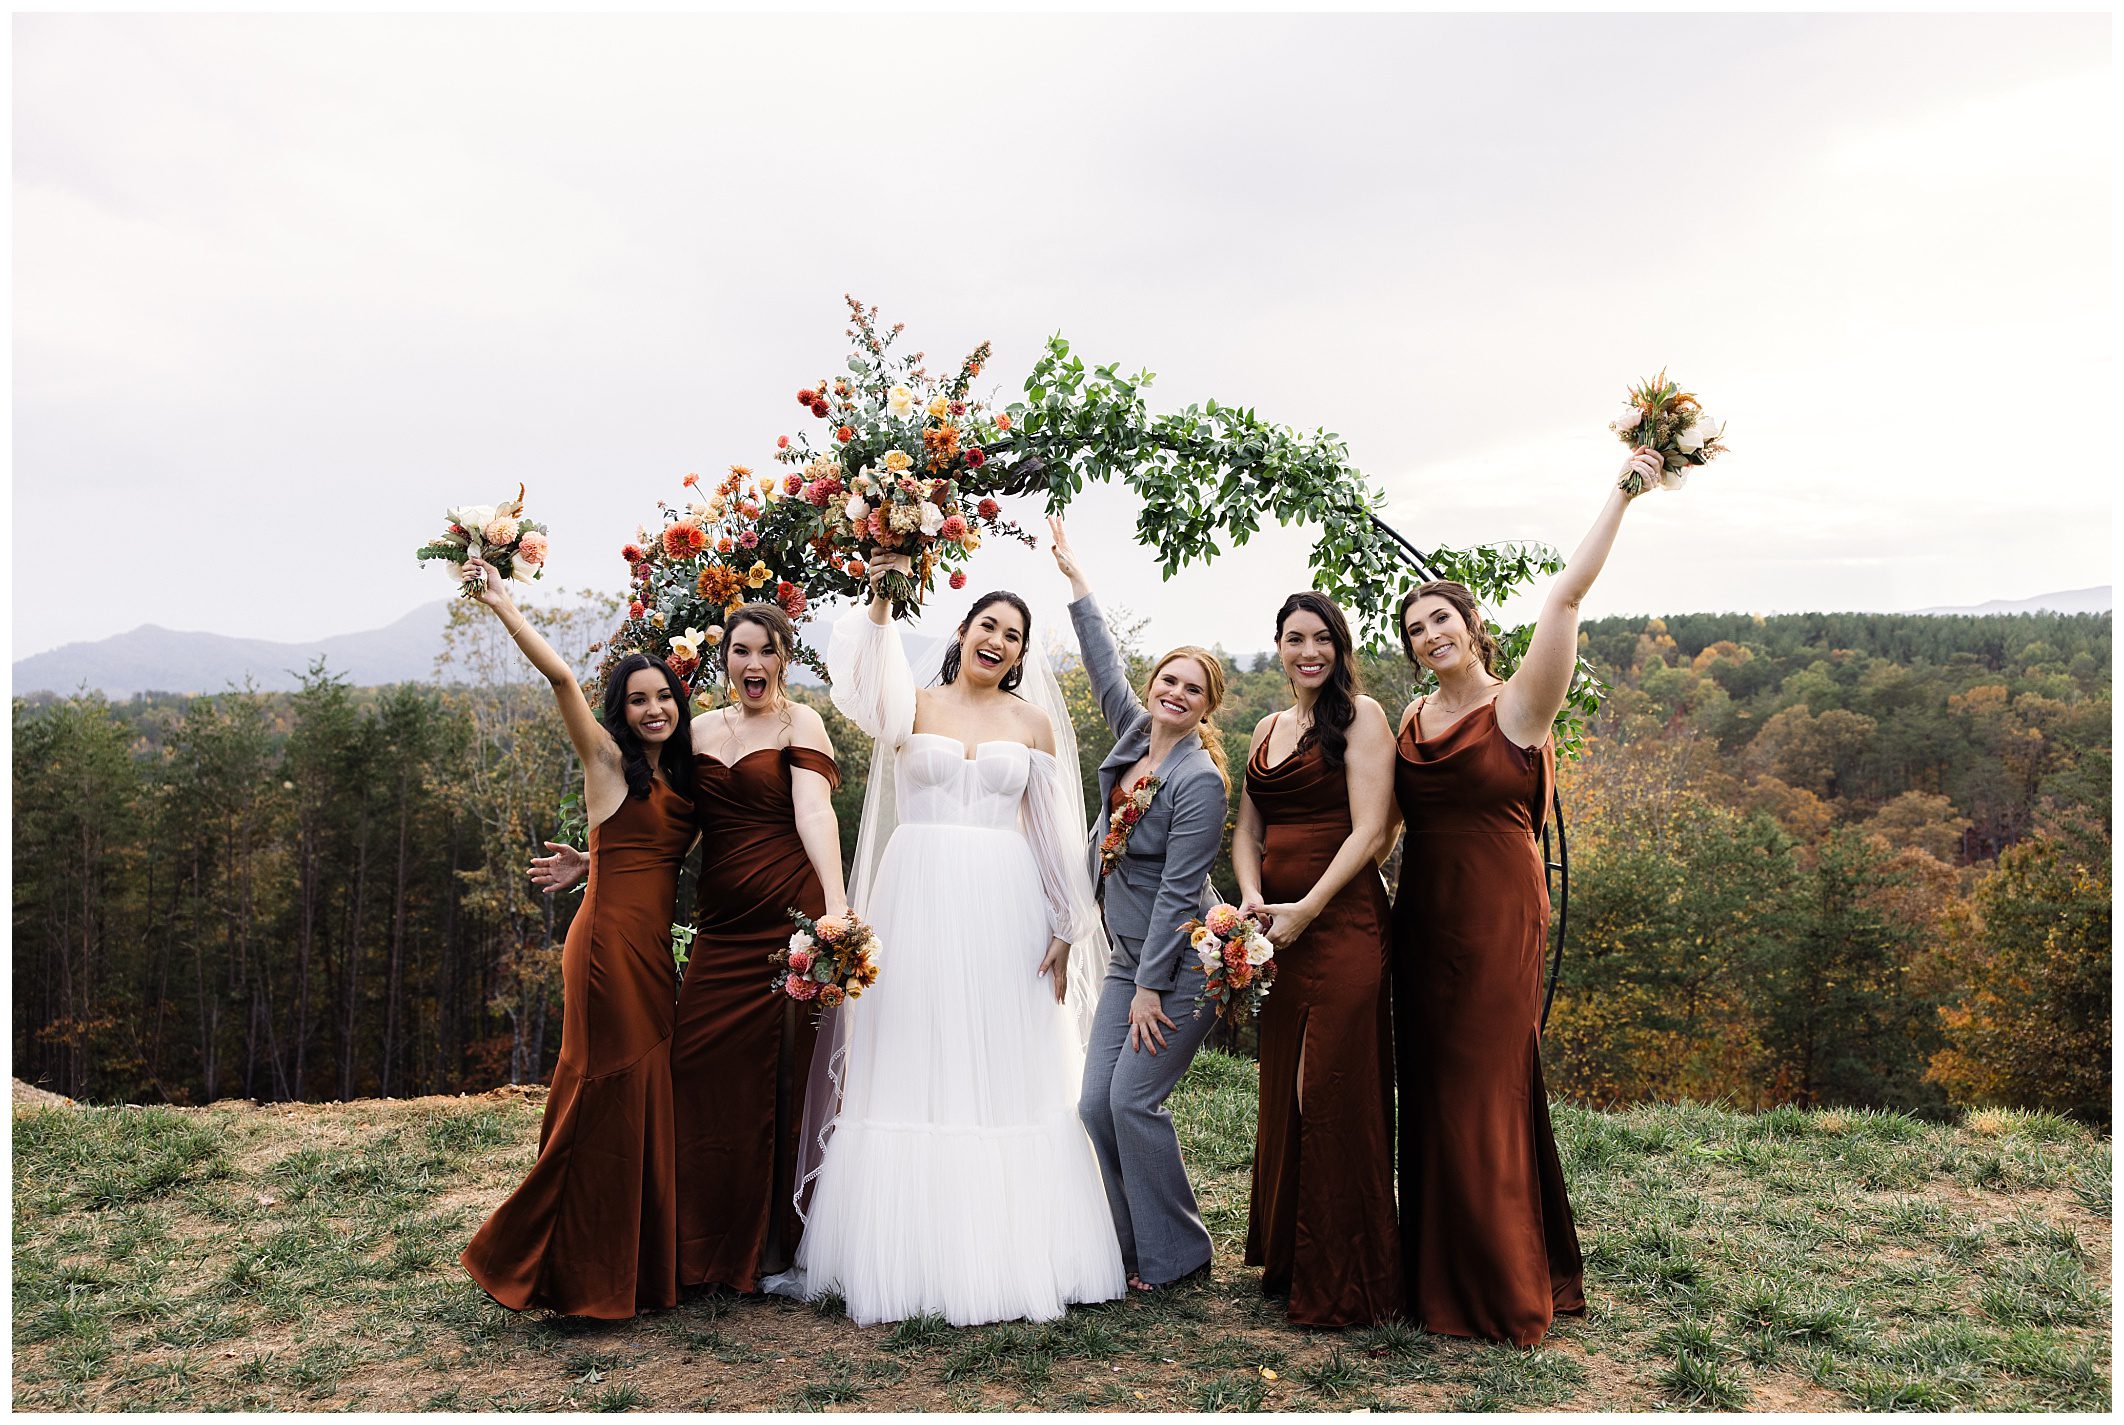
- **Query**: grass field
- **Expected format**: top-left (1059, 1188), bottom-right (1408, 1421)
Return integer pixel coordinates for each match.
top-left (9, 1052), bottom-right (2111, 1412)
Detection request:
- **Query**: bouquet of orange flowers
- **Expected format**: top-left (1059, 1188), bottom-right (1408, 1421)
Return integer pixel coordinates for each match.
top-left (415, 484), bottom-right (550, 593)
top-left (1187, 903), bottom-right (1278, 1022)
top-left (593, 468), bottom-right (816, 699)
top-left (771, 907), bottom-right (881, 1018)
top-left (1610, 370), bottom-right (1729, 494)
top-left (770, 297), bottom-right (1032, 617)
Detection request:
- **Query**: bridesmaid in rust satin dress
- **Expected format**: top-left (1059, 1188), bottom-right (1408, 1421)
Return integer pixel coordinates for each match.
top-left (458, 556), bottom-right (696, 1319)
top-left (1387, 444), bottom-right (1658, 1345)
top-left (675, 604), bottom-right (847, 1291)
top-left (1233, 592), bottom-right (1403, 1328)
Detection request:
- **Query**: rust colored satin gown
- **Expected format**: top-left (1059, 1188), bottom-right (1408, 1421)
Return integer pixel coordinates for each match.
top-left (1242, 716), bottom-right (1404, 1327)
top-left (1392, 700), bottom-right (1585, 1346)
top-left (462, 775), bottom-right (693, 1319)
top-left (674, 745), bottom-right (839, 1291)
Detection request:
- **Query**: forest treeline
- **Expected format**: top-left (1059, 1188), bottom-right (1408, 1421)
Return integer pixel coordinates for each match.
top-left (13, 604), bottom-right (2110, 1120)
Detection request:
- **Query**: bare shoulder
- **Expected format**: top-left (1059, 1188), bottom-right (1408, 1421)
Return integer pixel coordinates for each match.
top-left (786, 700), bottom-right (833, 751)
top-left (1248, 710), bottom-right (1279, 746)
top-left (1351, 694), bottom-right (1393, 734)
top-left (1015, 696), bottom-right (1056, 753)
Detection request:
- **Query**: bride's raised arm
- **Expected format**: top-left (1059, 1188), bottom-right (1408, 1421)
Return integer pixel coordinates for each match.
top-left (828, 560), bottom-right (919, 747)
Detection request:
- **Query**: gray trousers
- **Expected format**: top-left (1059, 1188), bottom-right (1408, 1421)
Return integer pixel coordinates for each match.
top-left (1077, 944), bottom-right (1216, 1285)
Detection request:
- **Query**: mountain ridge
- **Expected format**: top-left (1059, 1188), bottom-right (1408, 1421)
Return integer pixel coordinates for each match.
top-left (14, 589), bottom-right (2112, 698)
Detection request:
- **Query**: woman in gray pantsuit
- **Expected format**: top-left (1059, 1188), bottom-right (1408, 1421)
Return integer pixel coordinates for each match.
top-left (1051, 518), bottom-right (1232, 1294)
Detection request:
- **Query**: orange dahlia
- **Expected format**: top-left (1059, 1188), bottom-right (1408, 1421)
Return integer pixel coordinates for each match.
top-left (662, 521), bottom-right (706, 559)
top-left (697, 564), bottom-right (742, 604)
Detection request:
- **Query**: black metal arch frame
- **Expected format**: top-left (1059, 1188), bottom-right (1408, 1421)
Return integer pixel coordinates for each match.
top-left (1370, 516), bottom-right (1569, 1031)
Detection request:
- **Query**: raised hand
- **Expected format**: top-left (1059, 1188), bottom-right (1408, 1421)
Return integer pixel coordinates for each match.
top-left (1617, 444), bottom-right (1662, 497)
top-left (462, 555), bottom-right (515, 612)
top-left (529, 841), bottom-right (588, 893)
top-left (1047, 516), bottom-right (1091, 600)
top-left (865, 552), bottom-right (917, 623)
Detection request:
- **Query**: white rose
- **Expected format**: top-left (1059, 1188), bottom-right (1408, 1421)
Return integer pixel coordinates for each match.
top-left (1245, 932), bottom-right (1274, 965)
top-left (1197, 940), bottom-right (1222, 968)
top-left (1612, 406), bottom-right (1643, 434)
top-left (788, 930), bottom-right (815, 955)
top-left (845, 494), bottom-right (871, 522)
top-left (688, 500), bottom-right (713, 521)
top-left (1675, 420), bottom-right (1708, 453)
top-left (1659, 467), bottom-right (1689, 491)
top-left (887, 385), bottom-right (915, 417)
top-left (446, 502), bottom-right (498, 533)
top-left (670, 626), bottom-right (706, 661)
top-left (918, 501), bottom-right (946, 537)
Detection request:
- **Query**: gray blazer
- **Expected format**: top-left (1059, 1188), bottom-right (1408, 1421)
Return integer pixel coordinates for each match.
top-left (1070, 594), bottom-right (1226, 992)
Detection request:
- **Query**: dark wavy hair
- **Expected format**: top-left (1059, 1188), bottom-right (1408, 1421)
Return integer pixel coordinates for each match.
top-left (719, 601), bottom-right (798, 693)
top-left (601, 652), bottom-right (695, 800)
top-left (1398, 580), bottom-right (1499, 675)
top-left (1274, 591), bottom-right (1360, 768)
top-left (940, 591), bottom-right (1033, 695)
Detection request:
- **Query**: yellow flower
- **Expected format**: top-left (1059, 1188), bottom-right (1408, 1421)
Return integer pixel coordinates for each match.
top-left (882, 449), bottom-right (913, 474)
top-left (703, 625), bottom-right (724, 646)
top-left (745, 561), bottom-right (773, 588)
top-left (926, 394), bottom-right (949, 419)
top-left (964, 530), bottom-right (982, 550)
top-left (651, 611), bottom-right (667, 628)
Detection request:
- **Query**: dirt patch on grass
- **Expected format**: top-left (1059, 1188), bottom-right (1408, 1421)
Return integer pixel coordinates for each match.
top-left (13, 1079), bottom-right (73, 1111)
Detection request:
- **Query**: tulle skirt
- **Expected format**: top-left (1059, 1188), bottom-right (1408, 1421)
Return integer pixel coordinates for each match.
top-left (791, 821), bottom-right (1126, 1326)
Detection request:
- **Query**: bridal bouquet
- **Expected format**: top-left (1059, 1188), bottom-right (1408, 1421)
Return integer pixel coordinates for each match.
top-left (1186, 903), bottom-right (1278, 1022)
top-left (768, 297), bottom-right (1033, 617)
top-left (771, 907), bottom-right (881, 1016)
top-left (1610, 370), bottom-right (1729, 494)
top-left (592, 468), bottom-right (817, 699)
top-left (414, 484), bottom-right (551, 593)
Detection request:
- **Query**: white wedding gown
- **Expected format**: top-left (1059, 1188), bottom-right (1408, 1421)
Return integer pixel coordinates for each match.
top-left (786, 613), bottom-right (1126, 1327)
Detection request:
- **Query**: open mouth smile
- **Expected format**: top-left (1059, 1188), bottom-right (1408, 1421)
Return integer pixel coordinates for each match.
top-left (741, 675), bottom-right (769, 699)
top-left (974, 649), bottom-right (1004, 670)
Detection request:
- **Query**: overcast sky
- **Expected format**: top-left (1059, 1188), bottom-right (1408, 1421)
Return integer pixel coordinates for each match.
top-left (12, 12), bottom-right (2111, 663)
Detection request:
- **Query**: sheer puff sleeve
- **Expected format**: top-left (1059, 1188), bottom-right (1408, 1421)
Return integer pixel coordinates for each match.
top-left (1020, 748), bottom-right (1093, 946)
top-left (828, 611), bottom-right (917, 748)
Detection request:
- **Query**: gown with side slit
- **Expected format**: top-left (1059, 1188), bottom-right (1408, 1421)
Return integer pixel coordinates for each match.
top-left (1241, 713), bottom-right (1404, 1328)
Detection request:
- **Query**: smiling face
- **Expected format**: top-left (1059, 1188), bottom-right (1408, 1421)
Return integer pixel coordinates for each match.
top-left (623, 666), bottom-right (682, 744)
top-left (1146, 653), bottom-right (1215, 735)
top-left (1404, 593), bottom-right (1478, 676)
top-left (724, 617), bottom-right (786, 711)
top-left (956, 599), bottom-right (1027, 688)
top-left (1277, 609), bottom-right (1337, 692)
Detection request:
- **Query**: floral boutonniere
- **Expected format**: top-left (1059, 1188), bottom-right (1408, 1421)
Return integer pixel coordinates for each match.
top-left (1098, 775), bottom-right (1162, 879)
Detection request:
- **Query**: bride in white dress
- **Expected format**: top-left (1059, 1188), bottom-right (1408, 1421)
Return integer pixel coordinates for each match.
top-left (775, 556), bottom-right (1126, 1326)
